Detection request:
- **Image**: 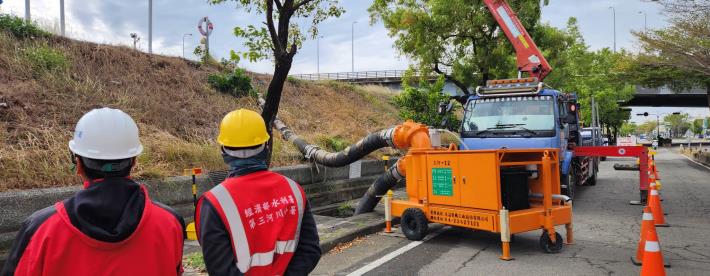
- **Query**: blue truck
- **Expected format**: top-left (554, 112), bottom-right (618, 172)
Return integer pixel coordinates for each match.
top-left (458, 78), bottom-right (599, 198)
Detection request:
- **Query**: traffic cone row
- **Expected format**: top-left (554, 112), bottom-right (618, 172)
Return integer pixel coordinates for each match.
top-left (633, 149), bottom-right (669, 275)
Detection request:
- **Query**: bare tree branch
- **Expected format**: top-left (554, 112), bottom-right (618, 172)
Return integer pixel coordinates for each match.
top-left (294, 0), bottom-right (316, 10)
top-left (266, 0), bottom-right (283, 55)
top-left (434, 62), bottom-right (470, 95)
top-left (274, 0), bottom-right (283, 11)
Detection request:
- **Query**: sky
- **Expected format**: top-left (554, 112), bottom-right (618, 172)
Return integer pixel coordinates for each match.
top-left (1, 0), bottom-right (707, 123)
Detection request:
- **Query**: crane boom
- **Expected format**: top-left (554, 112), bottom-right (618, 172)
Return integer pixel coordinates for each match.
top-left (483, 0), bottom-right (552, 81)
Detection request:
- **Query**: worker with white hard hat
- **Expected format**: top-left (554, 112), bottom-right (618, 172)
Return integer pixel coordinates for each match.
top-left (1, 108), bottom-right (186, 275)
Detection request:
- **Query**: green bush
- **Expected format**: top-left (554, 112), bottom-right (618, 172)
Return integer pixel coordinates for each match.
top-left (23, 44), bottom-right (69, 74)
top-left (208, 68), bottom-right (254, 98)
top-left (318, 135), bottom-right (349, 152)
top-left (0, 14), bottom-right (49, 38)
top-left (392, 75), bottom-right (460, 130)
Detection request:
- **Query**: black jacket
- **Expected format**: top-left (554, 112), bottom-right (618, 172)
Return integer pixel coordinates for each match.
top-left (197, 176), bottom-right (321, 276)
top-left (1, 178), bottom-right (185, 276)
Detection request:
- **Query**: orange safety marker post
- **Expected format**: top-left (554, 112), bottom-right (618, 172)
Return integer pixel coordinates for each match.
top-left (648, 185), bottom-right (669, 227)
top-left (564, 201), bottom-right (574, 245)
top-left (183, 168), bottom-right (203, 241)
top-left (499, 208), bottom-right (513, 261)
top-left (632, 207), bottom-right (656, 265)
top-left (640, 230), bottom-right (666, 276)
top-left (384, 190), bottom-right (393, 233)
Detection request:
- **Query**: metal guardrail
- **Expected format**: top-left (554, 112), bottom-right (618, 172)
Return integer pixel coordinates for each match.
top-left (289, 70), bottom-right (407, 81)
top-left (289, 69), bottom-right (453, 82)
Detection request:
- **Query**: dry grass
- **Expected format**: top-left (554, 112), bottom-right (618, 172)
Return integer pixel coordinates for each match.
top-left (0, 31), bottom-right (400, 191)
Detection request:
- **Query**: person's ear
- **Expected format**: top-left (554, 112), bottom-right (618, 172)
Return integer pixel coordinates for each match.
top-left (75, 157), bottom-right (87, 179)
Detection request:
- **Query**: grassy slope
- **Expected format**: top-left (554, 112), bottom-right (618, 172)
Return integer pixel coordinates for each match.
top-left (0, 31), bottom-right (400, 191)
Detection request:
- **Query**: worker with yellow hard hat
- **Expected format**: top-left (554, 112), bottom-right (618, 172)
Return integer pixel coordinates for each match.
top-left (195, 109), bottom-right (321, 275)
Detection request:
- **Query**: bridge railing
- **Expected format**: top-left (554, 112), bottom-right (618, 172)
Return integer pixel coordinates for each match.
top-left (289, 70), bottom-right (408, 81)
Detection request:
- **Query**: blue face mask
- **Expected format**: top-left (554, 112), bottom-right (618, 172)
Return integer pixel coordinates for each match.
top-left (222, 147), bottom-right (269, 178)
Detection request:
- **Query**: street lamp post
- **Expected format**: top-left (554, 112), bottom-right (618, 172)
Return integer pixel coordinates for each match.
top-left (60, 0), bottom-right (65, 36)
top-left (638, 11), bottom-right (647, 32)
top-left (317, 35), bottom-right (323, 75)
top-left (351, 21), bottom-right (357, 73)
top-left (148, 0), bottom-right (153, 54)
top-left (611, 7), bottom-right (617, 51)
top-left (182, 33), bottom-right (193, 59)
top-left (25, 0), bottom-right (30, 22)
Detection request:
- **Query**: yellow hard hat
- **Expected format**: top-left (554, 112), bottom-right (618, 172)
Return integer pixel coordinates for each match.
top-left (217, 109), bottom-right (270, 148)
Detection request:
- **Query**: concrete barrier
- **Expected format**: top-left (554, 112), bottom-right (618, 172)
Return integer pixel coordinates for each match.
top-left (0, 158), bottom-right (395, 253)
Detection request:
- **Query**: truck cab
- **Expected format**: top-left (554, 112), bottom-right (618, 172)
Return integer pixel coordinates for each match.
top-left (458, 78), bottom-right (591, 197)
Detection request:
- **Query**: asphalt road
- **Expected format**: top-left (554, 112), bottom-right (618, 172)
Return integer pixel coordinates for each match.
top-left (312, 148), bottom-right (710, 275)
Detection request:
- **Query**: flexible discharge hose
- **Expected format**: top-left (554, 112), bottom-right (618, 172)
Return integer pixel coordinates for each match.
top-left (263, 96), bottom-right (425, 214)
top-left (273, 116), bottom-right (396, 167)
top-left (354, 160), bottom-right (404, 214)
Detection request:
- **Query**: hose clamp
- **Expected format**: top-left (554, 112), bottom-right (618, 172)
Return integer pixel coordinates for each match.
top-left (304, 145), bottom-right (321, 160)
top-left (381, 127), bottom-right (396, 148)
top-left (390, 161), bottom-right (404, 180)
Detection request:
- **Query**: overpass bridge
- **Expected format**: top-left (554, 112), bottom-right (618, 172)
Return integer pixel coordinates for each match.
top-left (290, 70), bottom-right (709, 108)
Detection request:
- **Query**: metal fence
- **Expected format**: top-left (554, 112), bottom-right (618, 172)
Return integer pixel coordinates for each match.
top-left (289, 70), bottom-right (408, 81)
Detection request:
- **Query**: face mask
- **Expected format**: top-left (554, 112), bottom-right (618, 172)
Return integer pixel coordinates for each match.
top-left (222, 146), bottom-right (269, 177)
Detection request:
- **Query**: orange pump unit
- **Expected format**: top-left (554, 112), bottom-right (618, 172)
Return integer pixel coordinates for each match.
top-left (389, 121), bottom-right (573, 259)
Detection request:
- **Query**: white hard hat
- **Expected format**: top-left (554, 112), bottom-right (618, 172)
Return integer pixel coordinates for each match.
top-left (68, 108), bottom-right (143, 160)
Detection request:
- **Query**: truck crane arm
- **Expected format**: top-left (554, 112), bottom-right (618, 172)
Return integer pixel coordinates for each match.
top-left (483, 0), bottom-right (552, 81)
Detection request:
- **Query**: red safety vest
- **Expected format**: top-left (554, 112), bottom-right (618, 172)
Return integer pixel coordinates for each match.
top-left (197, 171), bottom-right (306, 275)
top-left (13, 186), bottom-right (184, 275)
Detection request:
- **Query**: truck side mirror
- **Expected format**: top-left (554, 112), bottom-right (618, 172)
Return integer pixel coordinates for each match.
top-left (563, 113), bottom-right (576, 124)
top-left (562, 103), bottom-right (577, 124)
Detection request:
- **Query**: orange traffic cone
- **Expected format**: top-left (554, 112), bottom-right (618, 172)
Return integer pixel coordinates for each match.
top-left (632, 207), bottom-right (656, 265)
top-left (640, 229), bottom-right (666, 276)
top-left (648, 185), bottom-right (669, 227)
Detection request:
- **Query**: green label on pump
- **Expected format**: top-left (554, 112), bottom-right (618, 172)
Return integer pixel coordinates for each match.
top-left (432, 168), bottom-right (453, 196)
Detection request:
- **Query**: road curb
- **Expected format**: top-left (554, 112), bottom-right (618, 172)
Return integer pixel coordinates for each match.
top-left (319, 215), bottom-right (385, 253)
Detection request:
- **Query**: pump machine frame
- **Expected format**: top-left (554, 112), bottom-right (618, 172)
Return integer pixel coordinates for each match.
top-left (390, 146), bottom-right (573, 259)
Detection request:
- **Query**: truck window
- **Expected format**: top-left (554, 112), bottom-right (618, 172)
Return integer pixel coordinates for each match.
top-left (462, 96), bottom-right (556, 137)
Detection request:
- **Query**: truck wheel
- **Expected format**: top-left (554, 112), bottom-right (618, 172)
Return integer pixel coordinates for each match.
top-left (539, 230), bottom-right (563, 253)
top-left (401, 208), bottom-right (428, 241)
top-left (561, 172), bottom-right (575, 199)
top-left (588, 170), bottom-right (597, 186)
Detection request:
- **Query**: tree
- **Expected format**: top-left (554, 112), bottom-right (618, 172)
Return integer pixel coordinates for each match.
top-left (637, 121), bottom-right (658, 136)
top-left (620, 122), bottom-right (637, 137)
top-left (211, 0), bottom-right (344, 160)
top-left (369, 0), bottom-right (547, 96)
top-left (627, 1), bottom-right (710, 110)
top-left (663, 113), bottom-right (690, 138)
top-left (393, 75), bottom-right (460, 130)
top-left (692, 118), bottom-right (704, 135)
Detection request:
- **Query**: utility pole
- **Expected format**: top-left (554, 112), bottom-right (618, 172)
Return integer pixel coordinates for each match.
top-left (608, 6), bottom-right (616, 52)
top-left (25, 0), bottom-right (30, 22)
top-left (60, 0), bottom-right (65, 36)
top-left (182, 33), bottom-right (192, 59)
top-left (148, 0), bottom-right (153, 54)
top-left (351, 21), bottom-right (357, 73)
top-left (638, 11), bottom-right (647, 32)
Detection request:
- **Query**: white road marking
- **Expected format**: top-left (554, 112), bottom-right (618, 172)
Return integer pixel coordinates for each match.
top-left (345, 227), bottom-right (449, 276)
top-left (679, 152), bottom-right (710, 171)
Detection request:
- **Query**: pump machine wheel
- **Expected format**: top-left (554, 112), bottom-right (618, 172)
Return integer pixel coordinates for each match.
top-left (401, 208), bottom-right (429, 241)
top-left (539, 230), bottom-right (564, 253)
